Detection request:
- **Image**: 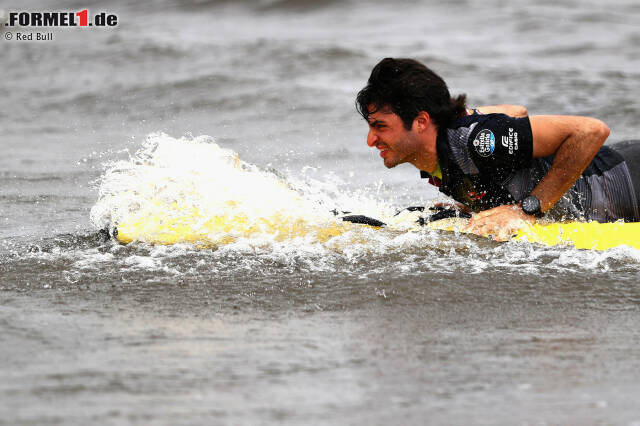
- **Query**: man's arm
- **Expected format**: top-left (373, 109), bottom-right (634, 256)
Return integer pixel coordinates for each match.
top-left (470, 104), bottom-right (528, 117)
top-left (465, 115), bottom-right (610, 240)
top-left (528, 115), bottom-right (610, 212)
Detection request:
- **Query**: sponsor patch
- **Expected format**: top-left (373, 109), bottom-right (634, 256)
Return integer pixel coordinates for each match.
top-left (473, 129), bottom-right (495, 157)
top-left (501, 127), bottom-right (519, 155)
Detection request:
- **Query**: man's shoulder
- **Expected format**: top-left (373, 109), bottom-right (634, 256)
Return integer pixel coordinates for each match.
top-left (442, 112), bottom-right (534, 170)
top-left (445, 113), bottom-right (531, 151)
top-left (441, 114), bottom-right (493, 150)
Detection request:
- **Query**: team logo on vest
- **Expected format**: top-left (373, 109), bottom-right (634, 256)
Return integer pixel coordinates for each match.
top-left (501, 127), bottom-right (519, 155)
top-left (472, 129), bottom-right (495, 157)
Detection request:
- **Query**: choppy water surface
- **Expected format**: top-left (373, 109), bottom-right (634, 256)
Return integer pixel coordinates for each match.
top-left (2, 0), bottom-right (640, 424)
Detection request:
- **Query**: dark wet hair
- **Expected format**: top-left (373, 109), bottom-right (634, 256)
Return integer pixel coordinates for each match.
top-left (356, 58), bottom-right (467, 130)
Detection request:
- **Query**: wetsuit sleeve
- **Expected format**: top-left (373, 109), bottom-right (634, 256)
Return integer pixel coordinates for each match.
top-left (468, 114), bottom-right (533, 171)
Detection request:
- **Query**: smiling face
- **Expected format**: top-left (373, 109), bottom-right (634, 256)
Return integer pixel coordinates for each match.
top-left (366, 107), bottom-right (424, 169)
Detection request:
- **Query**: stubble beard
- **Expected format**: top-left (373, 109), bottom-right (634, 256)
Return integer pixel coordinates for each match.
top-left (383, 139), bottom-right (414, 169)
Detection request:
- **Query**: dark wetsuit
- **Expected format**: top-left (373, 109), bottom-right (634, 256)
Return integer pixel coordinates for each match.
top-left (610, 139), bottom-right (640, 204)
top-left (420, 112), bottom-right (640, 222)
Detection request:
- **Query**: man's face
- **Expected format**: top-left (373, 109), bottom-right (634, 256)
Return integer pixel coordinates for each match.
top-left (366, 107), bottom-right (420, 168)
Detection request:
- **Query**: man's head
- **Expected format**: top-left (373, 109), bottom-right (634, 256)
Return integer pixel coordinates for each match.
top-left (355, 58), bottom-right (467, 170)
top-left (356, 58), bottom-right (466, 130)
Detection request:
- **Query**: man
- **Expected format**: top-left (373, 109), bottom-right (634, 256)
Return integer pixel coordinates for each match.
top-left (356, 58), bottom-right (639, 240)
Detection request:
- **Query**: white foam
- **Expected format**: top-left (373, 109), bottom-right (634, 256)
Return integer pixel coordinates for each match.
top-left (90, 133), bottom-right (348, 243)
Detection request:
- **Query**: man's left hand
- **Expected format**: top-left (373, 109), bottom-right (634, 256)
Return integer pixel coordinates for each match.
top-left (464, 204), bottom-right (536, 241)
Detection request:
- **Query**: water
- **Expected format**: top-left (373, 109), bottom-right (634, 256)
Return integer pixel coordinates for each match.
top-left (2, 0), bottom-right (640, 424)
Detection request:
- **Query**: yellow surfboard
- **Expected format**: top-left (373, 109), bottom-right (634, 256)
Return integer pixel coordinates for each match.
top-left (92, 135), bottom-right (640, 252)
top-left (113, 205), bottom-right (351, 247)
top-left (513, 220), bottom-right (640, 250)
top-left (113, 209), bottom-right (640, 251)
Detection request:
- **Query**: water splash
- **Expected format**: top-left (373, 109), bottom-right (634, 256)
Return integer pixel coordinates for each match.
top-left (90, 133), bottom-right (403, 247)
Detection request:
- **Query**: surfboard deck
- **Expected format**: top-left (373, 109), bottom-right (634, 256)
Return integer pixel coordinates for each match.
top-left (111, 210), bottom-right (640, 251)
